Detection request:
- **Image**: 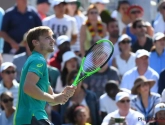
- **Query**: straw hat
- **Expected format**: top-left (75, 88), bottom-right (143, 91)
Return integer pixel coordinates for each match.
top-left (131, 76), bottom-right (155, 95)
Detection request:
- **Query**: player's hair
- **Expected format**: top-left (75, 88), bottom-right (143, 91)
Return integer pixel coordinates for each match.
top-left (26, 26), bottom-right (53, 52)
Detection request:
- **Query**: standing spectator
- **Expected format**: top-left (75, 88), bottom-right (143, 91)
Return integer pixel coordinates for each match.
top-left (36, 0), bottom-right (50, 20)
top-left (99, 80), bottom-right (120, 120)
top-left (111, 0), bottom-right (131, 35)
top-left (1, 0), bottom-right (42, 62)
top-left (0, 7), bottom-right (4, 63)
top-left (149, 32), bottom-right (165, 74)
top-left (112, 34), bottom-right (136, 78)
top-left (43, 0), bottom-right (78, 50)
top-left (147, 103), bottom-right (165, 125)
top-left (120, 49), bottom-right (159, 93)
top-left (0, 62), bottom-right (19, 107)
top-left (55, 51), bottom-right (79, 93)
top-left (48, 35), bottom-right (71, 71)
top-left (80, 4), bottom-right (107, 56)
top-left (158, 69), bottom-right (165, 95)
top-left (101, 92), bottom-right (146, 125)
top-left (83, 62), bottom-right (120, 98)
top-left (131, 18), bottom-right (153, 53)
top-left (154, 0), bottom-right (165, 33)
top-left (131, 76), bottom-right (161, 122)
top-left (60, 70), bottom-right (100, 125)
top-left (65, 0), bottom-right (86, 54)
top-left (0, 92), bottom-right (15, 125)
top-left (105, 18), bottom-right (120, 66)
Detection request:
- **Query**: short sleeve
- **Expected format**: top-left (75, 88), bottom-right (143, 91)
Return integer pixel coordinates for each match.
top-left (28, 59), bottom-right (46, 78)
top-left (72, 18), bottom-right (78, 35)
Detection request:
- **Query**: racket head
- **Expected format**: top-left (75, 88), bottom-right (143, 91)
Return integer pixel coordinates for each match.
top-left (72, 39), bottom-right (114, 86)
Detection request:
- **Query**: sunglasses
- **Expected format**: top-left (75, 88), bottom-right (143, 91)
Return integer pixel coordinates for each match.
top-left (121, 40), bottom-right (130, 44)
top-left (120, 99), bottom-right (130, 103)
top-left (89, 11), bottom-right (98, 15)
top-left (136, 25), bottom-right (146, 29)
top-left (3, 70), bottom-right (16, 74)
top-left (131, 10), bottom-right (141, 14)
top-left (2, 98), bottom-right (13, 103)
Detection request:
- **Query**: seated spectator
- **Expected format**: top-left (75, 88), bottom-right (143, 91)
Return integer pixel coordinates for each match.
top-left (131, 18), bottom-right (153, 53)
top-left (60, 70), bottom-right (100, 125)
top-left (120, 49), bottom-right (159, 93)
top-left (36, 0), bottom-right (50, 20)
top-left (80, 4), bottom-right (107, 56)
top-left (149, 32), bottom-right (165, 74)
top-left (83, 63), bottom-right (120, 98)
top-left (154, 0), bottom-right (165, 33)
top-left (55, 51), bottom-right (79, 93)
top-left (99, 80), bottom-right (120, 120)
top-left (48, 35), bottom-right (71, 71)
top-left (65, 104), bottom-right (91, 125)
top-left (0, 62), bottom-right (19, 107)
top-left (0, 91), bottom-right (15, 125)
top-left (158, 69), bottom-right (165, 95)
top-left (131, 76), bottom-right (161, 122)
top-left (147, 103), bottom-right (165, 125)
top-left (123, 5), bottom-right (153, 44)
top-left (112, 34), bottom-right (136, 78)
top-left (101, 92), bottom-right (146, 125)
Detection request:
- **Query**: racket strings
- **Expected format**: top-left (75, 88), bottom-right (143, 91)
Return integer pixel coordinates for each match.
top-left (83, 42), bottom-right (113, 72)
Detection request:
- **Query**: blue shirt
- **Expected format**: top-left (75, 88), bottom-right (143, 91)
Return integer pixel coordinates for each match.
top-left (149, 50), bottom-right (165, 74)
top-left (2, 5), bottom-right (42, 54)
top-left (0, 7), bottom-right (4, 53)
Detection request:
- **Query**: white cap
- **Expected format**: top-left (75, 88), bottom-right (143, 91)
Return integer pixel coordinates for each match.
top-left (118, 34), bottom-right (131, 43)
top-left (56, 35), bottom-right (70, 46)
top-left (0, 62), bottom-right (16, 72)
top-left (153, 32), bottom-right (165, 41)
top-left (61, 51), bottom-right (77, 69)
top-left (51, 0), bottom-right (65, 7)
top-left (89, 0), bottom-right (109, 4)
top-left (65, 0), bottom-right (77, 2)
top-left (115, 92), bottom-right (130, 102)
top-left (135, 49), bottom-right (149, 58)
top-left (154, 103), bottom-right (165, 115)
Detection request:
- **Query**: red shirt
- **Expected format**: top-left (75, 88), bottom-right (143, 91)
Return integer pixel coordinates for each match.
top-left (48, 51), bottom-right (61, 71)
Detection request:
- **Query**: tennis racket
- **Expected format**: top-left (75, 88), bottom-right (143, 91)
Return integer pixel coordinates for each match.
top-left (72, 39), bottom-right (114, 86)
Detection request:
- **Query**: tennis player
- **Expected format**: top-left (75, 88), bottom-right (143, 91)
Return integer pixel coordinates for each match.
top-left (14, 26), bottom-right (76, 125)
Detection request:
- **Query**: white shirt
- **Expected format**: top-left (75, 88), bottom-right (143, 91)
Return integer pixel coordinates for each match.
top-left (120, 67), bottom-right (159, 93)
top-left (101, 109), bottom-right (146, 125)
top-left (99, 93), bottom-right (118, 113)
top-left (55, 76), bottom-right (64, 93)
top-left (0, 80), bottom-right (19, 107)
top-left (161, 89), bottom-right (165, 102)
top-left (115, 53), bottom-right (136, 76)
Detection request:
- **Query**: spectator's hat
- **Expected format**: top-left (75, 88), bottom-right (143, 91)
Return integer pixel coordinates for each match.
top-left (153, 32), bottom-right (165, 42)
top-left (51, 0), bottom-right (66, 7)
top-left (89, 0), bottom-right (109, 4)
top-left (127, 5), bottom-right (143, 15)
top-left (154, 103), bottom-right (165, 115)
top-left (0, 62), bottom-right (16, 72)
top-left (65, 0), bottom-right (81, 8)
top-left (61, 51), bottom-right (78, 70)
top-left (131, 76), bottom-right (155, 95)
top-left (37, 0), bottom-right (50, 5)
top-left (135, 49), bottom-right (149, 58)
top-left (115, 92), bottom-right (130, 102)
top-left (56, 35), bottom-right (70, 47)
top-left (158, 0), bottom-right (165, 11)
top-left (118, 34), bottom-right (131, 44)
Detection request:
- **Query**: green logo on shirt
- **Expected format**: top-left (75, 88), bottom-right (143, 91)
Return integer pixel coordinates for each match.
top-left (37, 64), bottom-right (43, 67)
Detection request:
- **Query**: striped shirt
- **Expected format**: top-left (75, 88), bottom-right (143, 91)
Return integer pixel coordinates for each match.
top-left (0, 80), bottom-right (19, 107)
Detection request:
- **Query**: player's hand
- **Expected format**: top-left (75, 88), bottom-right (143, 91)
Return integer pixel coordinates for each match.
top-left (62, 86), bottom-right (77, 98)
top-left (53, 93), bottom-right (69, 105)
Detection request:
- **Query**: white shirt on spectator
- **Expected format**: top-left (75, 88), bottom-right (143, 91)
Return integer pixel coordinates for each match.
top-left (99, 93), bottom-right (118, 114)
top-left (120, 67), bottom-right (159, 93)
top-left (161, 89), bottom-right (165, 102)
top-left (55, 76), bottom-right (64, 93)
top-left (0, 80), bottom-right (19, 107)
top-left (101, 109), bottom-right (146, 125)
